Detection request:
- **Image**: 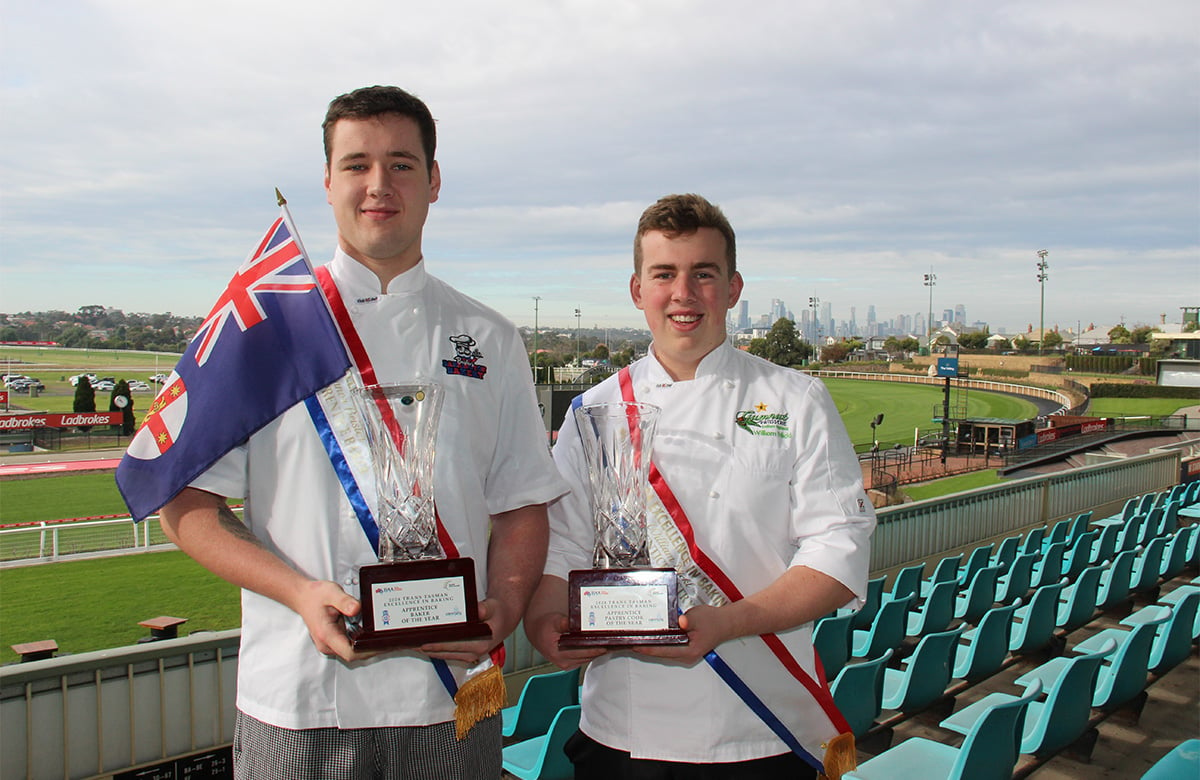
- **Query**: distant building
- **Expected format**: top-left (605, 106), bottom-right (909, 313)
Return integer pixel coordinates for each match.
top-left (1150, 331), bottom-right (1200, 359)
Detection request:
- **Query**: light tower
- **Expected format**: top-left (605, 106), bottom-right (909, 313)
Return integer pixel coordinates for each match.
top-left (531, 296), bottom-right (541, 383)
top-left (923, 269), bottom-right (936, 351)
top-left (1036, 250), bottom-right (1049, 355)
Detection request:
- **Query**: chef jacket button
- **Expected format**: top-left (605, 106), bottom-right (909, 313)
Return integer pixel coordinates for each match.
top-left (714, 431), bottom-right (724, 440)
top-left (724, 380), bottom-right (735, 389)
top-left (709, 490), bottom-right (719, 499)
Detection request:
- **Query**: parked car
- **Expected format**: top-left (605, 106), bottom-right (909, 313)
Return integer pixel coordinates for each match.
top-left (149, 374), bottom-right (169, 384)
top-left (128, 381), bottom-right (151, 391)
top-left (93, 380), bottom-right (116, 392)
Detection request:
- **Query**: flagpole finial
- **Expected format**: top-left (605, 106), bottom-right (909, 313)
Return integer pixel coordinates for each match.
top-left (275, 188), bottom-right (287, 206)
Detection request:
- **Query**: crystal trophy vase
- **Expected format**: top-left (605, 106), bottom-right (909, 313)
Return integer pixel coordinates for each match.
top-left (559, 401), bottom-right (687, 648)
top-left (348, 382), bottom-right (490, 651)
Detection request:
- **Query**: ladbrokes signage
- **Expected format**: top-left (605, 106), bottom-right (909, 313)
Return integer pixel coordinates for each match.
top-left (0, 412), bottom-right (123, 430)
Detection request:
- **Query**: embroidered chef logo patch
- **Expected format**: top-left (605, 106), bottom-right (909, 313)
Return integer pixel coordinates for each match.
top-left (443, 334), bottom-right (488, 379)
top-left (734, 404), bottom-right (791, 438)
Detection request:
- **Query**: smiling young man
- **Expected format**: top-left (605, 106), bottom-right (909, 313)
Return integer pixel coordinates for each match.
top-left (157, 86), bottom-right (567, 779)
top-left (524, 194), bottom-right (876, 779)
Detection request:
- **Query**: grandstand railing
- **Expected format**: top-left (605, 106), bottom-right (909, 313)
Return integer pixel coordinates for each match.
top-left (0, 449), bottom-right (1188, 779)
top-left (870, 449), bottom-right (1180, 574)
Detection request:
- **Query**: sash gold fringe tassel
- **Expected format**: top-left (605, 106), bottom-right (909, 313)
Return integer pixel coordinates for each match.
top-left (820, 731), bottom-right (858, 780)
top-left (453, 664), bottom-right (506, 739)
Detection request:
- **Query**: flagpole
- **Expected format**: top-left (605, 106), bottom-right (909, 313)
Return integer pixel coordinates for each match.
top-left (274, 189), bottom-right (358, 387)
top-left (274, 188), bottom-right (316, 283)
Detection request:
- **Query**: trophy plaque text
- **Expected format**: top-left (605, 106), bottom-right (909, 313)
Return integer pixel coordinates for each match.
top-left (348, 383), bottom-right (491, 651)
top-left (559, 402), bottom-right (687, 649)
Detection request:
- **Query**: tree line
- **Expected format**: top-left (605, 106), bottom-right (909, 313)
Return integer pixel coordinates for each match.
top-left (0, 306), bottom-right (201, 352)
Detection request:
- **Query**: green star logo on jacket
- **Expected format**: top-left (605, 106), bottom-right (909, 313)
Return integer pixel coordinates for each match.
top-left (734, 404), bottom-right (792, 438)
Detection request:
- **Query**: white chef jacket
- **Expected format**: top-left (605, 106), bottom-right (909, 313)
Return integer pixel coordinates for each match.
top-left (192, 249), bottom-right (568, 730)
top-left (545, 342), bottom-right (875, 763)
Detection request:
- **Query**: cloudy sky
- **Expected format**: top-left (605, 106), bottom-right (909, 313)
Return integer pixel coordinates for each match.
top-left (2, 0), bottom-right (1197, 336)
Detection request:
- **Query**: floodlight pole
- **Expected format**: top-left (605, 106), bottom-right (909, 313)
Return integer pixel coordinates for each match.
top-left (923, 269), bottom-right (936, 352)
top-left (1036, 250), bottom-right (1049, 355)
top-left (532, 296), bottom-right (541, 384)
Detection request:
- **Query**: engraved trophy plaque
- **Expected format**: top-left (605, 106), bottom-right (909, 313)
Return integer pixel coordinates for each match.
top-left (559, 402), bottom-right (688, 648)
top-left (348, 382), bottom-right (491, 651)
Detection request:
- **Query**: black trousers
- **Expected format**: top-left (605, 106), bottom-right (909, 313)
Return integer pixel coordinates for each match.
top-left (564, 730), bottom-right (819, 780)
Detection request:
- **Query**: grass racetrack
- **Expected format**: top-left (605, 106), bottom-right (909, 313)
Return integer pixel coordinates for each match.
top-left (820, 378), bottom-right (1039, 451)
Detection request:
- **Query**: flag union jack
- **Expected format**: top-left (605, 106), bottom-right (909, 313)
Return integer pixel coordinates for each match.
top-left (116, 205), bottom-right (351, 522)
top-left (192, 217), bottom-right (314, 366)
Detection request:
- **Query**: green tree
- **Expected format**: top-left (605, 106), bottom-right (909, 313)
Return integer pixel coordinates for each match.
top-left (56, 324), bottom-right (91, 348)
top-left (957, 330), bottom-right (990, 349)
top-left (110, 380), bottom-right (136, 435)
top-left (592, 343), bottom-right (610, 361)
top-left (1130, 326), bottom-right (1159, 344)
top-left (610, 347), bottom-right (636, 368)
top-left (747, 318), bottom-right (812, 366)
top-left (1108, 324), bottom-right (1132, 344)
top-left (73, 376), bottom-right (96, 432)
top-left (820, 342), bottom-right (851, 363)
top-left (73, 377), bottom-right (96, 414)
top-left (1042, 331), bottom-right (1064, 350)
top-left (530, 351), bottom-right (562, 383)
top-left (884, 335), bottom-right (920, 356)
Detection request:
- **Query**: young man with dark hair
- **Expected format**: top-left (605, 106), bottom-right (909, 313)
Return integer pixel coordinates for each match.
top-left (159, 85), bottom-right (566, 779)
top-left (525, 193), bottom-right (875, 779)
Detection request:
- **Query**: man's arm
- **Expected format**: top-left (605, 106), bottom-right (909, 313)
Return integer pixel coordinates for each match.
top-left (420, 502), bottom-right (550, 663)
top-left (159, 486), bottom-right (367, 662)
top-left (634, 565), bottom-right (853, 665)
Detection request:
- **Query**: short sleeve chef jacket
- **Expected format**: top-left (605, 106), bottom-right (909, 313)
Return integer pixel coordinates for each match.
top-left (192, 249), bottom-right (568, 730)
top-left (545, 342), bottom-right (876, 763)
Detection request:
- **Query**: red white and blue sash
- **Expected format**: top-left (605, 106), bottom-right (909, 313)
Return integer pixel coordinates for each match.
top-left (610, 366), bottom-right (851, 774)
top-left (306, 265), bottom-right (503, 696)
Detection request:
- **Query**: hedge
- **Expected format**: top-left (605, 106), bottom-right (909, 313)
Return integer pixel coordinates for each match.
top-left (1089, 383), bottom-right (1200, 399)
top-left (979, 368), bottom-right (1029, 378)
top-left (1063, 354), bottom-right (1156, 376)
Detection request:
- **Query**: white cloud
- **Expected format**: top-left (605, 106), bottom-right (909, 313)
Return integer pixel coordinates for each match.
top-left (2, 0), bottom-right (1197, 333)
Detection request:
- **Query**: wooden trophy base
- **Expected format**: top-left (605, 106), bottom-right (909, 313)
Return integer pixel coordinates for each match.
top-left (349, 557), bottom-right (491, 651)
top-left (559, 567), bottom-right (689, 649)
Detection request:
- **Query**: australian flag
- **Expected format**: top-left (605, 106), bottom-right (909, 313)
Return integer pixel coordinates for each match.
top-left (116, 207), bottom-right (351, 521)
